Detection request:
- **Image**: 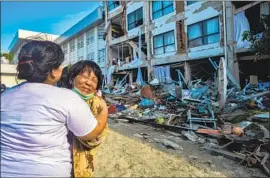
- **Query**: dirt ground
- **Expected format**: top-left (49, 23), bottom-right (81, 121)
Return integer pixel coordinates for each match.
top-left (93, 119), bottom-right (266, 177)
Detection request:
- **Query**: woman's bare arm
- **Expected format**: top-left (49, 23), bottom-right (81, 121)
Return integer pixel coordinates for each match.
top-left (79, 98), bottom-right (108, 140)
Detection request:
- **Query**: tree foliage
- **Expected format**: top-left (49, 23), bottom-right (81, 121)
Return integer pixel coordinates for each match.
top-left (1, 52), bottom-right (14, 64)
top-left (242, 14), bottom-right (270, 59)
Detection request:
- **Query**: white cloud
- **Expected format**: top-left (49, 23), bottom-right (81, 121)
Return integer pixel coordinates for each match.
top-left (51, 4), bottom-right (101, 35)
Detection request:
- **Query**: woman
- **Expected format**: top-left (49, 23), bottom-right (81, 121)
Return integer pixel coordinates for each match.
top-left (0, 41), bottom-right (108, 177)
top-left (61, 60), bottom-right (108, 177)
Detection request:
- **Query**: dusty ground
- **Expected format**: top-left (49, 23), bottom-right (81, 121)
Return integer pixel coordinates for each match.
top-left (93, 119), bottom-right (266, 177)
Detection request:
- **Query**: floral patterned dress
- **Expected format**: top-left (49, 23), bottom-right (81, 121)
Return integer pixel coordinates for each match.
top-left (72, 96), bottom-right (109, 177)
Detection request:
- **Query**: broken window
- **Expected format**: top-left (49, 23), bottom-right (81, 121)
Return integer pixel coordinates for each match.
top-left (127, 7), bottom-right (143, 31)
top-left (107, 1), bottom-right (120, 12)
top-left (153, 30), bottom-right (176, 55)
top-left (260, 2), bottom-right (270, 15)
top-left (234, 12), bottom-right (251, 49)
top-left (187, 1), bottom-right (198, 6)
top-left (152, 1), bottom-right (174, 19)
top-left (188, 17), bottom-right (220, 48)
top-left (98, 49), bottom-right (105, 64)
top-left (111, 15), bottom-right (125, 39)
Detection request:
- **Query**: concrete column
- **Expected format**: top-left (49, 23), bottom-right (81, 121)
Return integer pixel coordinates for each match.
top-left (225, 1), bottom-right (240, 86)
top-left (104, 2), bottom-right (114, 85)
top-left (144, 1), bottom-right (153, 82)
top-left (184, 61), bottom-right (191, 84)
top-left (129, 71), bottom-right (133, 85)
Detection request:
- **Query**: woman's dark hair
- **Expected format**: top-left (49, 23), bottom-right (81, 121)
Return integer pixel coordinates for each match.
top-left (17, 40), bottom-right (64, 83)
top-left (65, 60), bottom-right (103, 90)
top-left (57, 66), bottom-right (69, 88)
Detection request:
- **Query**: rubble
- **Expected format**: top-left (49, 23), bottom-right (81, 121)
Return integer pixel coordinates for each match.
top-left (154, 138), bottom-right (183, 150)
top-left (103, 71), bottom-right (270, 176)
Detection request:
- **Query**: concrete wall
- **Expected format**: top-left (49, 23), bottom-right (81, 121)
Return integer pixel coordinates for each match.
top-left (107, 3), bottom-right (122, 20)
top-left (10, 29), bottom-right (59, 64)
top-left (184, 1), bottom-right (224, 60)
top-left (150, 1), bottom-right (178, 60)
top-left (126, 2), bottom-right (144, 38)
top-left (60, 24), bottom-right (106, 69)
top-left (0, 64), bottom-right (23, 87)
top-left (104, 1), bottom-right (264, 85)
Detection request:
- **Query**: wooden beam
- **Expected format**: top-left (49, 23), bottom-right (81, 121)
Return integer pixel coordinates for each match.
top-left (234, 1), bottom-right (261, 14)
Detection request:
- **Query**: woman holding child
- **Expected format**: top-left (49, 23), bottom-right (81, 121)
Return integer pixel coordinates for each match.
top-left (1, 41), bottom-right (108, 177)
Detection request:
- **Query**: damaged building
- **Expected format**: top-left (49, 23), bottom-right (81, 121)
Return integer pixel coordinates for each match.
top-left (54, 6), bottom-right (107, 74)
top-left (103, 1), bottom-right (270, 89)
top-left (103, 1), bottom-right (188, 87)
top-left (104, 2), bottom-right (270, 175)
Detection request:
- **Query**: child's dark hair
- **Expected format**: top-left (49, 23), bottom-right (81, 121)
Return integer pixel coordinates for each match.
top-left (63, 60), bottom-right (103, 90)
top-left (57, 66), bottom-right (69, 88)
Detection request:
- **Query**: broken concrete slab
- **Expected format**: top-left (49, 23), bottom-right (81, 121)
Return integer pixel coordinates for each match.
top-left (161, 139), bottom-right (183, 150)
top-left (182, 131), bottom-right (198, 142)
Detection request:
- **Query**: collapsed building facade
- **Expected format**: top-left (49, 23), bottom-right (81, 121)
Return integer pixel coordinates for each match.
top-left (103, 2), bottom-right (270, 175)
top-left (103, 1), bottom-right (270, 88)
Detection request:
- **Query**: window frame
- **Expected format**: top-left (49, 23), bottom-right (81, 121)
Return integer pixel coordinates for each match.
top-left (153, 30), bottom-right (176, 55)
top-left (86, 32), bottom-right (94, 45)
top-left (187, 1), bottom-right (198, 6)
top-left (70, 41), bottom-right (75, 52)
top-left (187, 16), bottom-right (220, 48)
top-left (152, 1), bottom-right (174, 20)
top-left (98, 49), bottom-right (105, 63)
top-left (98, 32), bottom-right (104, 40)
top-left (127, 7), bottom-right (143, 31)
top-left (107, 1), bottom-right (120, 12)
top-left (77, 38), bottom-right (84, 49)
top-left (63, 44), bottom-right (68, 55)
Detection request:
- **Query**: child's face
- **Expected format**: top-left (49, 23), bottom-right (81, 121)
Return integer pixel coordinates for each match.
top-left (74, 70), bottom-right (98, 95)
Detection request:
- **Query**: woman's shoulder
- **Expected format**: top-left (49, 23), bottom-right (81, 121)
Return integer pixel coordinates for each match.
top-left (53, 87), bottom-right (85, 102)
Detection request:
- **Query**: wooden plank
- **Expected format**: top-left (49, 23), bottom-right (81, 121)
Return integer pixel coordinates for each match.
top-left (205, 147), bottom-right (246, 160)
top-left (121, 116), bottom-right (196, 133)
top-left (234, 1), bottom-right (261, 14)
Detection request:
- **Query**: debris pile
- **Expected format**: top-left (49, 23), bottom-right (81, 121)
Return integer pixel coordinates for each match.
top-left (103, 76), bottom-right (270, 176)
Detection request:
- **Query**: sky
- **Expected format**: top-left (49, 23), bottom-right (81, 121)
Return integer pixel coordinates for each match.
top-left (1, 1), bottom-right (102, 52)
